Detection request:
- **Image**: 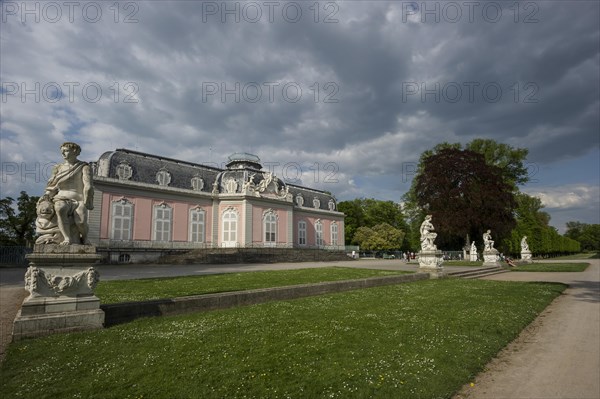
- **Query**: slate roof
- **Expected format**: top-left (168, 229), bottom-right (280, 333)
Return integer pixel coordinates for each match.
top-left (94, 149), bottom-right (339, 211)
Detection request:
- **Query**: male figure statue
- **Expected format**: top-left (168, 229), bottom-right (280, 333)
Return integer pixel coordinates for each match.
top-left (483, 230), bottom-right (494, 251)
top-left (39, 142), bottom-right (94, 245)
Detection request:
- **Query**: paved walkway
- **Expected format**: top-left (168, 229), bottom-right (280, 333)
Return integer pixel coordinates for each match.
top-left (454, 259), bottom-right (600, 399)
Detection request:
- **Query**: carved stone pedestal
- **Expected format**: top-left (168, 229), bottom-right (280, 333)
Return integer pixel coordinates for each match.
top-left (483, 249), bottom-right (500, 266)
top-left (469, 252), bottom-right (478, 262)
top-left (418, 250), bottom-right (446, 278)
top-left (12, 245), bottom-right (104, 341)
top-left (520, 251), bottom-right (533, 264)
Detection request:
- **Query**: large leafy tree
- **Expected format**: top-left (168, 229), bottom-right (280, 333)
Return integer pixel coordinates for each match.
top-left (0, 191), bottom-right (39, 246)
top-left (351, 223), bottom-right (405, 251)
top-left (337, 198), bottom-right (408, 246)
top-left (466, 138), bottom-right (530, 189)
top-left (413, 148), bottom-right (516, 250)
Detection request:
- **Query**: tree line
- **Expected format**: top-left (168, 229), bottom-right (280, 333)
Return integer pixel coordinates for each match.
top-left (340, 139), bottom-right (591, 257)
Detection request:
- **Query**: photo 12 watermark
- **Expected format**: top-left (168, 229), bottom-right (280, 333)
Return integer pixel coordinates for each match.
top-left (399, 1), bottom-right (540, 24)
top-left (401, 81), bottom-right (539, 104)
top-left (1, 1), bottom-right (139, 24)
top-left (1, 162), bottom-right (58, 184)
top-left (201, 1), bottom-right (339, 24)
top-left (201, 81), bottom-right (339, 104)
top-left (1, 81), bottom-right (139, 104)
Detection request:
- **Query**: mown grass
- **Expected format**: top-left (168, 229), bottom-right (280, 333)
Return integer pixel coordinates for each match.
top-left (1, 279), bottom-right (565, 399)
top-left (443, 260), bottom-right (483, 267)
top-left (549, 252), bottom-right (599, 260)
top-left (512, 262), bottom-right (590, 272)
top-left (95, 267), bottom-right (411, 304)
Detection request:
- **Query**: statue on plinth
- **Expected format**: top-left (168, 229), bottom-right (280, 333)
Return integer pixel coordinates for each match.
top-left (418, 215), bottom-right (444, 277)
top-left (420, 215), bottom-right (438, 251)
top-left (35, 142), bottom-right (94, 245)
top-left (520, 235), bottom-right (532, 263)
top-left (482, 229), bottom-right (500, 265)
top-left (14, 142), bottom-right (104, 341)
top-left (470, 241), bottom-right (478, 261)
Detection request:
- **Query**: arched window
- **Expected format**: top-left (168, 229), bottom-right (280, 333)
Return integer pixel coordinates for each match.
top-left (189, 207), bottom-right (205, 243)
top-left (222, 208), bottom-right (238, 247)
top-left (263, 210), bottom-right (277, 246)
top-left (191, 176), bottom-right (204, 191)
top-left (111, 199), bottom-right (133, 240)
top-left (298, 221), bottom-right (307, 246)
top-left (315, 219), bottom-right (324, 247)
top-left (330, 221), bottom-right (338, 246)
top-left (153, 203), bottom-right (172, 241)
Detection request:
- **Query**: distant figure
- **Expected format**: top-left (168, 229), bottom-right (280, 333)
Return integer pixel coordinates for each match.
top-left (483, 230), bottom-right (495, 251)
top-left (37, 142), bottom-right (94, 245)
top-left (419, 215), bottom-right (438, 251)
top-left (521, 236), bottom-right (530, 252)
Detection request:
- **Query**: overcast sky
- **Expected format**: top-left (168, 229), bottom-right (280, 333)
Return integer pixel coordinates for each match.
top-left (1, 0), bottom-right (598, 232)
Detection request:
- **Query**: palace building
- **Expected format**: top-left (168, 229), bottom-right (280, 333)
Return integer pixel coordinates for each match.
top-left (88, 149), bottom-right (345, 262)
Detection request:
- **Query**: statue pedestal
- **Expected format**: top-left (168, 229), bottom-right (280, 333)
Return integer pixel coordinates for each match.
top-left (520, 251), bottom-right (533, 263)
top-left (469, 253), bottom-right (478, 262)
top-left (418, 250), bottom-right (446, 279)
top-left (12, 245), bottom-right (104, 341)
top-left (483, 248), bottom-right (500, 266)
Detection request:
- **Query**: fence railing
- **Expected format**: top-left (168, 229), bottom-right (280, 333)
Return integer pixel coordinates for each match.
top-left (0, 246), bottom-right (32, 266)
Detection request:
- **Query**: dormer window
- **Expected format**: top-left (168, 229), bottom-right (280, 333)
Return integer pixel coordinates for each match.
top-left (156, 169), bottom-right (171, 186)
top-left (191, 176), bottom-right (204, 191)
top-left (116, 162), bottom-right (133, 180)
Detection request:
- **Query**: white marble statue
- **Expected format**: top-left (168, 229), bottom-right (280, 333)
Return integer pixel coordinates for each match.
top-left (470, 241), bottom-right (476, 253)
top-left (36, 142), bottom-right (94, 245)
top-left (420, 215), bottom-right (438, 251)
top-left (521, 236), bottom-right (530, 252)
top-left (483, 229), bottom-right (495, 251)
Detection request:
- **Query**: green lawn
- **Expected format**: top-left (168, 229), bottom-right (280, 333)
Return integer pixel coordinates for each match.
top-left (443, 260), bottom-right (483, 267)
top-left (1, 279), bottom-right (566, 399)
top-left (95, 267), bottom-right (411, 304)
top-left (511, 262), bottom-right (590, 272)
top-left (549, 252), bottom-right (599, 260)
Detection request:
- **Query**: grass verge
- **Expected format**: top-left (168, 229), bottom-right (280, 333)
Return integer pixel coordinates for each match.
top-left (443, 261), bottom-right (483, 267)
top-left (549, 252), bottom-right (599, 260)
top-left (95, 267), bottom-right (411, 304)
top-left (0, 279), bottom-right (565, 399)
top-left (512, 262), bottom-right (590, 272)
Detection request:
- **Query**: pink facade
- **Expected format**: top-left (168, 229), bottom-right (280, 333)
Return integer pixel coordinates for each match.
top-left (89, 149), bottom-right (345, 255)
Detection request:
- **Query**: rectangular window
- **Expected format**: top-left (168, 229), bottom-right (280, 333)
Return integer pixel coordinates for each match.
top-left (190, 209), bottom-right (205, 243)
top-left (154, 205), bottom-right (172, 241)
top-left (298, 221), bottom-right (306, 245)
top-left (316, 222), bottom-right (324, 247)
top-left (331, 223), bottom-right (338, 246)
top-left (111, 201), bottom-right (132, 240)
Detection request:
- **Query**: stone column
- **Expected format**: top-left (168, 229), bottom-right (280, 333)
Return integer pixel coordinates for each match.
top-left (12, 244), bottom-right (104, 340)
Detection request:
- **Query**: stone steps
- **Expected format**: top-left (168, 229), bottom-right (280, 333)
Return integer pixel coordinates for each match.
top-left (446, 266), bottom-right (508, 279)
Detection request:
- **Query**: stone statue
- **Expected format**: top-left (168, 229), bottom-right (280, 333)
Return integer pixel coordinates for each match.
top-left (521, 236), bottom-right (529, 252)
top-left (36, 142), bottom-right (94, 245)
top-left (470, 241), bottom-right (477, 253)
top-left (419, 215), bottom-right (438, 251)
top-left (483, 230), bottom-right (494, 251)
